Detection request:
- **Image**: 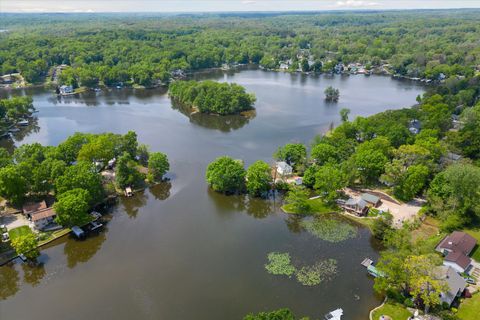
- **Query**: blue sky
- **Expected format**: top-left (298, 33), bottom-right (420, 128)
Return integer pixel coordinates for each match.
top-left (2, 1), bottom-right (480, 13)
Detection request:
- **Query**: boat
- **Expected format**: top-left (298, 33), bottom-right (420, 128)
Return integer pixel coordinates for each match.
top-left (324, 308), bottom-right (343, 320)
top-left (8, 128), bottom-right (20, 133)
top-left (17, 119), bottom-right (29, 126)
top-left (367, 264), bottom-right (385, 278)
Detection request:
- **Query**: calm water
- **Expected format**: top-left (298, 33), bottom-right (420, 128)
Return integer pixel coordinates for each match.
top-left (0, 68), bottom-right (425, 320)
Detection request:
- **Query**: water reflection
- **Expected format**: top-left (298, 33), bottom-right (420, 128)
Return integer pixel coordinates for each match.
top-left (64, 232), bottom-right (107, 268)
top-left (284, 214), bottom-right (305, 234)
top-left (245, 196), bottom-right (275, 219)
top-left (0, 117), bottom-right (40, 152)
top-left (120, 191), bottom-right (148, 218)
top-left (149, 181), bottom-right (172, 201)
top-left (22, 261), bottom-right (46, 287)
top-left (0, 263), bottom-right (19, 300)
top-left (171, 100), bottom-right (253, 132)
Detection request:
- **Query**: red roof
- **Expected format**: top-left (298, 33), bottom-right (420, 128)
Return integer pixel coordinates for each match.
top-left (445, 251), bottom-right (472, 270)
top-left (31, 208), bottom-right (56, 222)
top-left (23, 201), bottom-right (47, 214)
top-left (437, 231), bottom-right (477, 255)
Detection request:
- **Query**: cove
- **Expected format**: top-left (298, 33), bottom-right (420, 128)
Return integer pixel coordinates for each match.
top-left (0, 68), bottom-right (425, 320)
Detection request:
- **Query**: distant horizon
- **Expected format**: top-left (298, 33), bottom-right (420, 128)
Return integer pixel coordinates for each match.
top-left (2, 0), bottom-right (480, 14)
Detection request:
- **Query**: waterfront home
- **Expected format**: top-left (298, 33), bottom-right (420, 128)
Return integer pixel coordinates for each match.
top-left (409, 119), bottom-right (421, 135)
top-left (23, 201), bottom-right (47, 217)
top-left (343, 197), bottom-right (368, 216)
top-left (125, 187), bottom-right (134, 197)
top-left (435, 266), bottom-right (466, 306)
top-left (360, 193), bottom-right (381, 207)
top-left (436, 231), bottom-right (476, 273)
top-left (59, 85), bottom-right (74, 95)
top-left (276, 161), bottom-right (293, 176)
top-left (30, 208), bottom-right (57, 230)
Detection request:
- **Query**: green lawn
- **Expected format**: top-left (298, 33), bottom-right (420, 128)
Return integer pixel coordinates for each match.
top-left (8, 225), bottom-right (33, 241)
top-left (470, 246), bottom-right (480, 263)
top-left (371, 302), bottom-right (412, 320)
top-left (282, 198), bottom-right (337, 215)
top-left (458, 293), bottom-right (480, 320)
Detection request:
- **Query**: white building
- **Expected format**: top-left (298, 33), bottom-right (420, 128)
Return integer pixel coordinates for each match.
top-left (276, 161), bottom-right (293, 176)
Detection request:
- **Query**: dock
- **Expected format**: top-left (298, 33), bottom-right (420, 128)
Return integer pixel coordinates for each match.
top-left (361, 258), bottom-right (373, 267)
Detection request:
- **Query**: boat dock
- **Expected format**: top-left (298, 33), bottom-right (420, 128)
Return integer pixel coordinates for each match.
top-left (361, 258), bottom-right (373, 267)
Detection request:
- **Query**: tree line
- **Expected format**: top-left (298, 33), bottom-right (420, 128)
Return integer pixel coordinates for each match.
top-left (0, 10), bottom-right (479, 86)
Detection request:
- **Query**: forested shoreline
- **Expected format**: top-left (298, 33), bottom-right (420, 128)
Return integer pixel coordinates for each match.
top-left (1, 10), bottom-right (479, 88)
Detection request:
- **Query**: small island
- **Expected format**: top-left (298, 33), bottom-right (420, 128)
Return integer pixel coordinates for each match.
top-left (168, 80), bottom-right (256, 115)
top-left (324, 86), bottom-right (340, 102)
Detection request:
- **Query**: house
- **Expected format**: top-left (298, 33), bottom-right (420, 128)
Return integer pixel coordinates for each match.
top-left (276, 161), bottom-right (293, 176)
top-left (444, 250), bottom-right (472, 273)
top-left (436, 231), bottom-right (477, 273)
top-left (409, 119), bottom-right (421, 135)
top-left (436, 231), bottom-right (477, 256)
top-left (30, 208), bottom-right (57, 230)
top-left (59, 85), bottom-right (73, 95)
top-left (360, 193), bottom-right (381, 207)
top-left (343, 197), bottom-right (369, 216)
top-left (435, 266), bottom-right (466, 306)
top-left (23, 201), bottom-right (47, 218)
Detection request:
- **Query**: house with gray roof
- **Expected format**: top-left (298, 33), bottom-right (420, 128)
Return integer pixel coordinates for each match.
top-left (435, 266), bottom-right (466, 306)
top-left (343, 197), bottom-right (368, 216)
top-left (360, 193), bottom-right (381, 207)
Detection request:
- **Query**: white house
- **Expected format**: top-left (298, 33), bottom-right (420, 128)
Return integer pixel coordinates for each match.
top-left (276, 161), bottom-right (293, 176)
top-left (31, 208), bottom-right (57, 230)
top-left (59, 85), bottom-right (73, 95)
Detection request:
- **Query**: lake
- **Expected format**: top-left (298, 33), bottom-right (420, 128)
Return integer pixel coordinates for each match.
top-left (0, 68), bottom-right (425, 320)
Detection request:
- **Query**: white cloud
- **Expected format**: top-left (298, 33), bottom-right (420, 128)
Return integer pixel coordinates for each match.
top-left (241, 1), bottom-right (256, 5)
top-left (336, 0), bottom-right (380, 7)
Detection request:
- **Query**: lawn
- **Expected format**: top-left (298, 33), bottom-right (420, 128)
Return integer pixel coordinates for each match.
top-left (371, 302), bottom-right (412, 320)
top-left (8, 225), bottom-right (33, 241)
top-left (282, 198), bottom-right (337, 215)
top-left (457, 293), bottom-right (480, 320)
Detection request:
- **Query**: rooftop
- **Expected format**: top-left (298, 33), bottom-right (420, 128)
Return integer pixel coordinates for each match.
top-left (437, 231), bottom-right (477, 255)
top-left (445, 250), bottom-right (472, 270)
top-left (23, 200), bottom-right (47, 214)
top-left (31, 208), bottom-right (56, 222)
top-left (360, 193), bottom-right (380, 204)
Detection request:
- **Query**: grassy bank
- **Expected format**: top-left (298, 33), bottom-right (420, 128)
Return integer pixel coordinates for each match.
top-left (371, 302), bottom-right (411, 320)
top-left (281, 198), bottom-right (336, 215)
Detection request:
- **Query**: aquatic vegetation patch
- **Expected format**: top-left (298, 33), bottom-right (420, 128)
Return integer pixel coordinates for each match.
top-left (295, 259), bottom-right (338, 286)
top-left (265, 252), bottom-right (296, 276)
top-left (265, 252), bottom-right (338, 286)
top-left (301, 217), bottom-right (357, 243)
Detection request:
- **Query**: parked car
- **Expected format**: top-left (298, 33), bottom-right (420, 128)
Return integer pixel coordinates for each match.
top-left (2, 232), bottom-right (9, 242)
top-left (465, 277), bottom-right (476, 285)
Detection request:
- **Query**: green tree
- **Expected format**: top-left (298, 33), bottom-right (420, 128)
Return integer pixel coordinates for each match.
top-left (11, 232), bottom-right (39, 260)
top-left (427, 163), bottom-right (480, 230)
top-left (54, 188), bottom-right (91, 227)
top-left (285, 185), bottom-right (310, 213)
top-left (394, 164), bottom-right (429, 201)
top-left (148, 152), bottom-right (169, 181)
top-left (0, 148), bottom-right (12, 168)
top-left (205, 156), bottom-right (246, 194)
top-left (313, 164), bottom-right (347, 203)
top-left (120, 131), bottom-right (138, 159)
top-left (137, 144), bottom-right (150, 166)
top-left (339, 108), bottom-right (350, 122)
top-left (324, 86), bottom-right (339, 102)
top-left (246, 160), bottom-right (272, 197)
top-left (310, 143), bottom-right (338, 165)
top-left (274, 143), bottom-right (307, 170)
top-left (115, 152), bottom-right (145, 189)
top-left (0, 166), bottom-right (27, 205)
top-left (77, 133), bottom-right (116, 163)
top-left (55, 162), bottom-right (104, 204)
top-left (56, 132), bottom-right (91, 164)
top-left (244, 308), bottom-right (297, 320)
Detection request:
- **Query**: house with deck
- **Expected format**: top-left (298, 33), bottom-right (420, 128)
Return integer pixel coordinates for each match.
top-left (342, 198), bottom-right (368, 216)
top-left (436, 231), bottom-right (477, 273)
top-left (360, 193), bottom-right (381, 207)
